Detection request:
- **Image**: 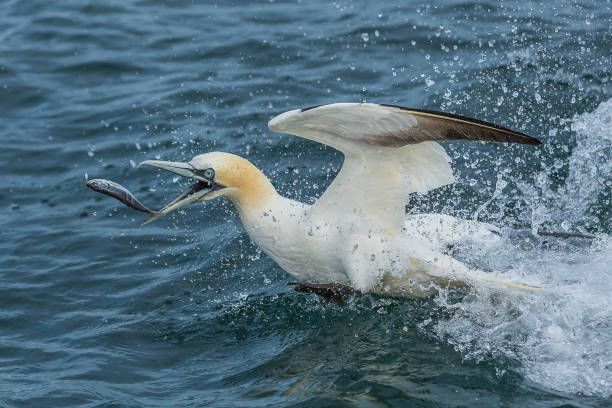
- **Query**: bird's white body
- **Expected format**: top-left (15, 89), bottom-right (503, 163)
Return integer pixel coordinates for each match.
top-left (234, 187), bottom-right (506, 296)
top-left (141, 103), bottom-right (542, 296)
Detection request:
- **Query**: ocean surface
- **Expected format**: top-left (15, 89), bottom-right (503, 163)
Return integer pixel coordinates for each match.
top-left (1, 1), bottom-right (611, 406)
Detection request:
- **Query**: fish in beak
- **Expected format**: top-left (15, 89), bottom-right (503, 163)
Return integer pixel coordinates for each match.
top-left (138, 160), bottom-right (225, 225)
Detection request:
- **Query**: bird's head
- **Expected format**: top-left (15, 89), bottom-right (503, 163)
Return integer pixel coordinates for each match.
top-left (139, 152), bottom-right (274, 225)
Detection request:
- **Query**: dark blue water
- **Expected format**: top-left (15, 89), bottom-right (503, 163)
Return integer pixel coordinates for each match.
top-left (1, 1), bottom-right (611, 406)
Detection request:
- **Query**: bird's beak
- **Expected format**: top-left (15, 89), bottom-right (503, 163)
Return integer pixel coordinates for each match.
top-left (138, 160), bottom-right (225, 226)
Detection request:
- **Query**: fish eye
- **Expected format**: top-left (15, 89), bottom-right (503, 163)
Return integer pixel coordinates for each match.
top-left (203, 168), bottom-right (215, 179)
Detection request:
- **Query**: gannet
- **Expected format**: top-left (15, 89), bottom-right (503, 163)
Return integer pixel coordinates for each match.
top-left (139, 103), bottom-right (542, 302)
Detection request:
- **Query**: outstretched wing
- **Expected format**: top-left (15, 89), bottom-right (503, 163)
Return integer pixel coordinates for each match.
top-left (268, 103), bottom-right (540, 233)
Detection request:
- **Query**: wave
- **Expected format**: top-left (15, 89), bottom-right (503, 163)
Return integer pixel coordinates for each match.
top-left (433, 99), bottom-right (612, 397)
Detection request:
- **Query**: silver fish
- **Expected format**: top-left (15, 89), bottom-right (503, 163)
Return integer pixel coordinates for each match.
top-left (86, 178), bottom-right (157, 215)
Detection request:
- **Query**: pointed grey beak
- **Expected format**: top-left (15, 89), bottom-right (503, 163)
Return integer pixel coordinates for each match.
top-left (139, 160), bottom-right (204, 180)
top-left (138, 159), bottom-right (224, 225)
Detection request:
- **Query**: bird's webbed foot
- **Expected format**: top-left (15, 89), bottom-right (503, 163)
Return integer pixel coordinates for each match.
top-left (287, 281), bottom-right (363, 306)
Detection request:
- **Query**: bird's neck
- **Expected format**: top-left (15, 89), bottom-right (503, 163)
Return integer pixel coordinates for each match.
top-left (219, 158), bottom-right (311, 275)
top-left (222, 163), bottom-right (281, 215)
top-left (225, 170), bottom-right (310, 279)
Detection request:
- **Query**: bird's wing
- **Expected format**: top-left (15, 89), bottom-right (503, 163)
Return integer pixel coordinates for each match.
top-left (268, 103), bottom-right (540, 233)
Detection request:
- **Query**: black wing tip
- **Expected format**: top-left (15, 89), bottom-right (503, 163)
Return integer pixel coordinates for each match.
top-left (379, 103), bottom-right (543, 146)
top-left (300, 104), bottom-right (323, 112)
top-left (525, 137), bottom-right (542, 146)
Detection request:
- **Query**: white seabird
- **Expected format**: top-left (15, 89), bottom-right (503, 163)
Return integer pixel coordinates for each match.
top-left (139, 103), bottom-right (542, 302)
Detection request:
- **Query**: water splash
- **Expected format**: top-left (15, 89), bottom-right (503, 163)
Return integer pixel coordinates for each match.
top-left (433, 99), bottom-right (612, 397)
top-left (533, 99), bottom-right (612, 233)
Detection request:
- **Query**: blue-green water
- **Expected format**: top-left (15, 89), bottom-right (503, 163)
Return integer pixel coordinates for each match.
top-left (1, 1), bottom-right (611, 406)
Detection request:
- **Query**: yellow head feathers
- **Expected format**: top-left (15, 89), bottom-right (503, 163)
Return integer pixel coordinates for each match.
top-left (189, 152), bottom-right (275, 208)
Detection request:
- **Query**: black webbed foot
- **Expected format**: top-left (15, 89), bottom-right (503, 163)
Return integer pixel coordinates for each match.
top-left (287, 281), bottom-right (363, 306)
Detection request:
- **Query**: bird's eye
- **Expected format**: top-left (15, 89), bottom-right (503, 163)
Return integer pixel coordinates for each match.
top-left (203, 168), bottom-right (215, 179)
